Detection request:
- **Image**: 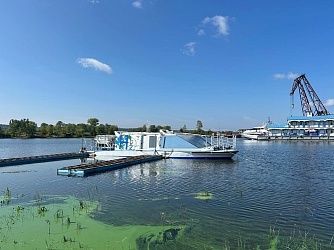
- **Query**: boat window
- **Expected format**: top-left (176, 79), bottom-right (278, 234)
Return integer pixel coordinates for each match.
top-left (180, 134), bottom-right (211, 148)
top-left (161, 135), bottom-right (197, 148)
top-left (149, 136), bottom-right (157, 148)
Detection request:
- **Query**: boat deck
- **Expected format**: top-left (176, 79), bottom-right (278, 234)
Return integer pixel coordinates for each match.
top-left (57, 154), bottom-right (163, 177)
top-left (0, 152), bottom-right (89, 167)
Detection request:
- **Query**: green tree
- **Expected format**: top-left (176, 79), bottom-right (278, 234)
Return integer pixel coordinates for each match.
top-left (196, 120), bottom-right (203, 134)
top-left (87, 118), bottom-right (99, 136)
top-left (180, 124), bottom-right (187, 133)
top-left (8, 119), bottom-right (37, 138)
top-left (164, 125), bottom-right (172, 131)
top-left (46, 124), bottom-right (54, 137)
top-left (54, 121), bottom-right (64, 137)
top-left (149, 125), bottom-right (158, 132)
top-left (76, 123), bottom-right (88, 137)
top-left (106, 125), bottom-right (118, 134)
top-left (39, 123), bottom-right (48, 137)
top-left (9, 119), bottom-right (20, 137)
top-left (142, 124), bottom-right (147, 132)
top-left (64, 123), bottom-right (76, 137)
top-left (87, 118), bottom-right (99, 127)
top-left (96, 124), bottom-right (106, 135)
top-left (25, 120), bottom-right (37, 137)
top-left (5, 118), bottom-right (123, 138)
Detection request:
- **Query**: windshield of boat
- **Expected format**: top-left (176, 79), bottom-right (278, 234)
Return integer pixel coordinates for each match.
top-left (160, 134), bottom-right (211, 148)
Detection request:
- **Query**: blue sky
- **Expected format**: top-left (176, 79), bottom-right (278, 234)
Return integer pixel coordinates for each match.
top-left (1, 0), bottom-right (334, 131)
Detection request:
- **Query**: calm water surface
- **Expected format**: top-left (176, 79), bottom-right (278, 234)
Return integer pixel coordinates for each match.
top-left (1, 138), bottom-right (334, 249)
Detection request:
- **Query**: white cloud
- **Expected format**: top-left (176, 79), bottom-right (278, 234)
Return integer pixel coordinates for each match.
top-left (89, 0), bottom-right (99, 3)
top-left (202, 15), bottom-right (231, 36)
top-left (287, 72), bottom-right (299, 79)
top-left (273, 72), bottom-right (299, 80)
top-left (273, 73), bottom-right (286, 79)
top-left (197, 29), bottom-right (205, 36)
top-left (182, 42), bottom-right (196, 56)
top-left (325, 99), bottom-right (334, 106)
top-left (132, 1), bottom-right (142, 8)
top-left (76, 58), bottom-right (112, 74)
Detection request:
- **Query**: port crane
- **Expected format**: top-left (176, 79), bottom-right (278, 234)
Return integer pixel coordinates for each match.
top-left (290, 74), bottom-right (330, 116)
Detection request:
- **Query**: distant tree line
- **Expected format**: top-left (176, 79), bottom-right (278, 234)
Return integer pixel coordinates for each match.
top-left (0, 118), bottom-right (119, 138)
top-left (0, 118), bottom-right (221, 138)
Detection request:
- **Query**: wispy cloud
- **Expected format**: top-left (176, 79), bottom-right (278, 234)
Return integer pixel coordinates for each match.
top-left (76, 58), bottom-right (112, 74)
top-left (182, 42), bottom-right (196, 56)
top-left (325, 99), bottom-right (334, 106)
top-left (201, 15), bottom-right (232, 37)
top-left (197, 29), bottom-right (205, 36)
top-left (183, 15), bottom-right (232, 55)
top-left (132, 1), bottom-right (142, 8)
top-left (273, 73), bottom-right (286, 79)
top-left (273, 72), bottom-right (299, 80)
top-left (89, 0), bottom-right (99, 4)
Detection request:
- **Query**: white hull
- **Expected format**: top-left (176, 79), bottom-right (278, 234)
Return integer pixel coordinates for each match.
top-left (241, 134), bottom-right (259, 140)
top-left (241, 124), bottom-right (269, 140)
top-left (94, 148), bottom-right (238, 160)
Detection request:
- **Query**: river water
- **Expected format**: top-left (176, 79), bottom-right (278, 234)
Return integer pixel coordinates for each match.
top-left (0, 138), bottom-right (334, 249)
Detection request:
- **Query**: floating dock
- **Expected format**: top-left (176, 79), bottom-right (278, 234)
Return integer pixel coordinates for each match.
top-left (57, 154), bottom-right (163, 177)
top-left (0, 152), bottom-right (89, 167)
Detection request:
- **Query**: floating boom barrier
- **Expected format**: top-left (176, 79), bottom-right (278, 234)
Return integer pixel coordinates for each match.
top-left (0, 152), bottom-right (89, 167)
top-left (57, 154), bottom-right (163, 177)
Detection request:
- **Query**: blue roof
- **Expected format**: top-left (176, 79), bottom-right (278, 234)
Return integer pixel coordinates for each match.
top-left (267, 123), bottom-right (288, 129)
top-left (287, 115), bottom-right (334, 121)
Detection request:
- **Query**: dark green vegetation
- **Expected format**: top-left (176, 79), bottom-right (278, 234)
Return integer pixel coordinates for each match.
top-left (0, 118), bottom-right (119, 138)
top-left (0, 118), bottom-right (221, 138)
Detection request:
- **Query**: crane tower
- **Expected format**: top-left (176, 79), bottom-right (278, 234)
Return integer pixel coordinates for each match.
top-left (290, 74), bottom-right (330, 116)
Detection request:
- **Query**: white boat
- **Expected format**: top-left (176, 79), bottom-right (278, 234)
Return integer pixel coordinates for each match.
top-left (241, 125), bottom-right (269, 140)
top-left (89, 130), bottom-right (238, 160)
top-left (241, 118), bottom-right (273, 140)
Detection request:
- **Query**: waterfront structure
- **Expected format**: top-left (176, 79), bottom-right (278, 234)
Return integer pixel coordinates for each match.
top-left (0, 152), bottom-right (88, 167)
top-left (268, 115), bottom-right (334, 139)
top-left (57, 154), bottom-right (163, 177)
top-left (263, 74), bottom-right (334, 140)
top-left (241, 74), bottom-right (334, 140)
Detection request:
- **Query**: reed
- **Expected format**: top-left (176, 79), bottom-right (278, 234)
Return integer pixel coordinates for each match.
top-left (45, 239), bottom-right (53, 250)
top-left (76, 222), bottom-right (82, 230)
top-left (55, 209), bottom-right (64, 218)
top-left (269, 224), bottom-right (278, 250)
top-left (0, 187), bottom-right (11, 205)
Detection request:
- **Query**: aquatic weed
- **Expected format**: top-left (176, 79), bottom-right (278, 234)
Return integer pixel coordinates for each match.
top-left (0, 187), bottom-right (11, 205)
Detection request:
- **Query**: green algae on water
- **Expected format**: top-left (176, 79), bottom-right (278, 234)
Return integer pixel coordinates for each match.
top-left (194, 191), bottom-right (213, 200)
top-left (0, 194), bottom-right (185, 249)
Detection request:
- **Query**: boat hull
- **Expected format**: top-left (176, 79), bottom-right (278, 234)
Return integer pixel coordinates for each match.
top-left (241, 134), bottom-right (259, 140)
top-left (93, 149), bottom-right (238, 160)
top-left (169, 150), bottom-right (238, 159)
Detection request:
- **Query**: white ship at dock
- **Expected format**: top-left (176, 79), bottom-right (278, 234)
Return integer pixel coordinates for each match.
top-left (89, 130), bottom-right (238, 160)
top-left (268, 115), bottom-right (334, 139)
